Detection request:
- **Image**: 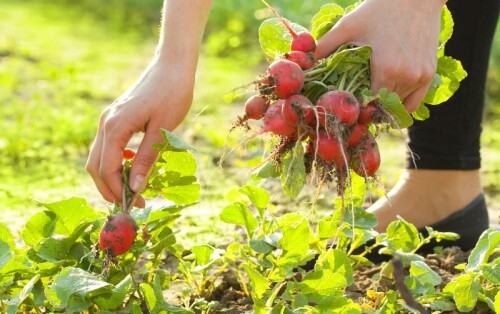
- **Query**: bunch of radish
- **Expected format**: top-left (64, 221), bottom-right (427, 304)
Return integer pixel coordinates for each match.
top-left (234, 0), bottom-right (396, 193)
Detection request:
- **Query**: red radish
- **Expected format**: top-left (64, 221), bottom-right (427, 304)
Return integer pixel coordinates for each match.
top-left (291, 32), bottom-right (316, 53)
top-left (316, 90), bottom-right (360, 127)
top-left (281, 94), bottom-right (315, 125)
top-left (347, 123), bottom-right (368, 147)
top-left (122, 148), bottom-right (136, 160)
top-left (284, 51), bottom-right (315, 70)
top-left (244, 95), bottom-right (270, 120)
top-left (99, 212), bottom-right (138, 256)
top-left (313, 131), bottom-right (348, 167)
top-left (260, 100), bottom-right (297, 137)
top-left (261, 0), bottom-right (316, 53)
top-left (358, 102), bottom-right (381, 124)
top-left (264, 59), bottom-right (304, 99)
top-left (351, 133), bottom-right (381, 177)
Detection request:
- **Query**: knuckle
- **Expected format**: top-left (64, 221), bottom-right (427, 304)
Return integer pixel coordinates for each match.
top-left (420, 66), bottom-right (435, 83)
top-left (103, 114), bottom-right (120, 132)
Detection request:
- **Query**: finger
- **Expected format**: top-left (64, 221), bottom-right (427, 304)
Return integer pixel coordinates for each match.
top-left (402, 83), bottom-right (430, 113)
top-left (100, 121), bottom-right (134, 205)
top-left (369, 54), bottom-right (397, 94)
top-left (86, 114), bottom-right (117, 203)
top-left (314, 21), bottom-right (351, 60)
top-left (129, 127), bottom-right (163, 195)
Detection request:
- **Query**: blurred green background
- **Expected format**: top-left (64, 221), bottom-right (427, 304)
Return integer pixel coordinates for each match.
top-left (1, 0), bottom-right (499, 241)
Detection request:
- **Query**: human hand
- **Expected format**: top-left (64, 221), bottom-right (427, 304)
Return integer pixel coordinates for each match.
top-left (315, 0), bottom-right (447, 112)
top-left (86, 59), bottom-right (195, 207)
top-left (86, 0), bottom-right (212, 207)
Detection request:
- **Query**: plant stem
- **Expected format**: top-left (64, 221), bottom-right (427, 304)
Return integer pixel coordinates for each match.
top-left (345, 66), bottom-right (368, 93)
top-left (236, 267), bottom-right (251, 297)
top-left (266, 280), bottom-right (287, 308)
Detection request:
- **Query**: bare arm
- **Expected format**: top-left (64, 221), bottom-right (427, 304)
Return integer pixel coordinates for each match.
top-left (315, 0), bottom-right (447, 112)
top-left (86, 0), bottom-right (213, 206)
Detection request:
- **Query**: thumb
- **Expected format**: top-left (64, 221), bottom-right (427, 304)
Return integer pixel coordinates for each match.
top-left (129, 129), bottom-right (163, 193)
top-left (314, 22), bottom-right (351, 60)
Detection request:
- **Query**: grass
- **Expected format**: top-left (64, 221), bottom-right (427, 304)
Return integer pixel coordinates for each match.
top-left (1, 1), bottom-right (499, 246)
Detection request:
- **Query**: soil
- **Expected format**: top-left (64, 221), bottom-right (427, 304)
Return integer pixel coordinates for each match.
top-left (162, 246), bottom-right (495, 314)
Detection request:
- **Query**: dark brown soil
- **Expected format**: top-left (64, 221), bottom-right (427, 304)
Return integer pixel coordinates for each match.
top-left (163, 246), bottom-right (495, 314)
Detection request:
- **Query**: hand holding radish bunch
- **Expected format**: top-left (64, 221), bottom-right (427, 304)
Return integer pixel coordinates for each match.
top-left (234, 0), bottom-right (463, 197)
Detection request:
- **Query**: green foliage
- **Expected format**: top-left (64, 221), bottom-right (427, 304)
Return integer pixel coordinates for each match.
top-left (0, 130), bottom-right (202, 313)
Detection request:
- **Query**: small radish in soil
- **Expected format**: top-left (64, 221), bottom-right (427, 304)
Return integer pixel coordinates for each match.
top-left (347, 123), bottom-right (369, 147)
top-left (284, 51), bottom-right (315, 70)
top-left (259, 100), bottom-right (297, 137)
top-left (243, 95), bottom-right (270, 121)
top-left (99, 212), bottom-right (138, 256)
top-left (261, 0), bottom-right (316, 53)
top-left (262, 59), bottom-right (304, 99)
top-left (316, 90), bottom-right (360, 127)
top-left (281, 94), bottom-right (315, 125)
top-left (351, 132), bottom-right (380, 177)
top-left (313, 131), bottom-right (348, 167)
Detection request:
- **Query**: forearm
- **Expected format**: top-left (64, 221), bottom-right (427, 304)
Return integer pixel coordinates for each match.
top-left (156, 0), bottom-right (213, 79)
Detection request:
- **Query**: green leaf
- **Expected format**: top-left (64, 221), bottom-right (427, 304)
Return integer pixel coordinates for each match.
top-left (316, 249), bottom-right (354, 286)
top-left (495, 291), bottom-right (500, 314)
top-left (480, 258), bottom-right (500, 284)
top-left (348, 171), bottom-right (366, 207)
top-left (453, 273), bottom-right (480, 312)
top-left (40, 197), bottom-right (99, 237)
top-left (242, 263), bottom-right (270, 299)
top-left (439, 5), bottom-right (454, 47)
top-left (4, 274), bottom-right (40, 308)
top-left (342, 206), bottom-right (377, 229)
top-left (258, 18), bottom-right (308, 59)
top-left (22, 211), bottom-right (57, 247)
top-left (428, 298), bottom-right (457, 312)
top-left (424, 56), bottom-right (467, 105)
top-left (412, 103), bottom-right (430, 121)
top-left (220, 202), bottom-right (258, 237)
top-left (386, 218), bottom-right (420, 253)
top-left (34, 221), bottom-right (92, 262)
top-left (139, 283), bottom-right (158, 314)
top-left (251, 159), bottom-right (280, 180)
top-left (311, 3), bottom-right (344, 39)
top-left (316, 295), bottom-right (361, 313)
top-left (249, 238), bottom-right (275, 254)
top-left (45, 268), bottom-right (111, 311)
top-left (93, 275), bottom-right (133, 310)
top-left (239, 184), bottom-right (270, 216)
top-left (0, 223), bottom-right (15, 252)
top-left (156, 129), bottom-right (196, 152)
top-left (280, 143), bottom-right (306, 199)
top-left (144, 131), bottom-right (200, 207)
top-left (377, 88), bottom-right (413, 128)
top-left (278, 213), bottom-right (310, 257)
top-left (192, 244), bottom-right (216, 266)
top-left (0, 254), bottom-right (34, 277)
top-left (300, 269), bottom-right (347, 295)
top-left (317, 215), bottom-right (338, 240)
top-left (409, 260), bottom-right (441, 287)
top-left (156, 184), bottom-right (200, 206)
top-left (0, 224), bottom-right (14, 268)
top-left (466, 228), bottom-right (500, 271)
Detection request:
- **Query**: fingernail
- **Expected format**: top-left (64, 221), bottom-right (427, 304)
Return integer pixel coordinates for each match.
top-left (131, 175), bottom-right (145, 192)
